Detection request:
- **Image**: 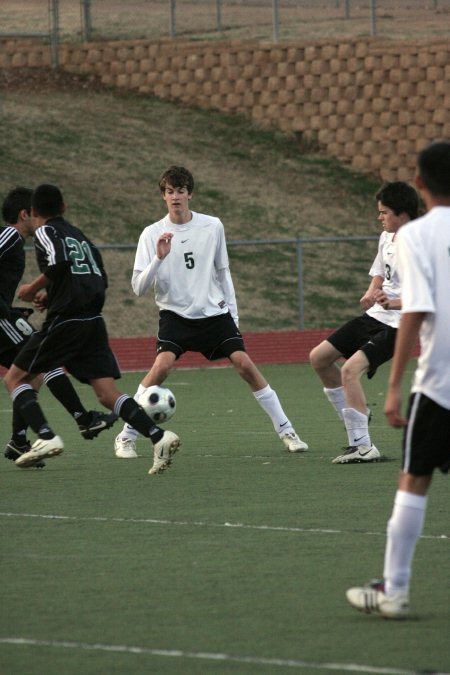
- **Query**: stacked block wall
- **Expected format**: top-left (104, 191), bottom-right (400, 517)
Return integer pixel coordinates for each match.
top-left (1, 37), bottom-right (449, 180)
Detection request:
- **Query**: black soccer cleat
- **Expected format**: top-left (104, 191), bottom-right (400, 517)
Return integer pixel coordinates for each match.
top-left (4, 439), bottom-right (46, 469)
top-left (79, 411), bottom-right (119, 440)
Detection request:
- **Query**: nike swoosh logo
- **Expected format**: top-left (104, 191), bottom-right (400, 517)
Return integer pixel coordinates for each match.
top-left (280, 421), bottom-right (289, 428)
top-left (358, 448), bottom-right (372, 457)
top-left (181, 239), bottom-right (189, 243)
top-left (353, 435), bottom-right (365, 443)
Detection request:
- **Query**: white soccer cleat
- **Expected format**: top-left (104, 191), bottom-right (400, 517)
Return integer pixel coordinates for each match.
top-left (346, 579), bottom-right (409, 619)
top-left (332, 444), bottom-right (380, 464)
top-left (149, 430), bottom-right (181, 475)
top-left (281, 431), bottom-right (309, 453)
top-left (114, 435), bottom-right (138, 459)
top-left (15, 435), bottom-right (64, 468)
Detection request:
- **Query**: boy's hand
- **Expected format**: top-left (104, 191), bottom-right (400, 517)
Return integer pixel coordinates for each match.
top-left (157, 232), bottom-right (174, 260)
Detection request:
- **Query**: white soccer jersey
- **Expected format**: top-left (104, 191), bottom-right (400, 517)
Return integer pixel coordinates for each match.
top-left (132, 211), bottom-right (238, 320)
top-left (397, 206), bottom-right (450, 410)
top-left (366, 230), bottom-right (401, 328)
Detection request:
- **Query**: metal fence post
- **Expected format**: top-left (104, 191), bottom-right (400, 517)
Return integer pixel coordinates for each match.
top-left (81, 0), bottom-right (92, 42)
top-left (49, 0), bottom-right (59, 68)
top-left (216, 0), bottom-right (222, 33)
top-left (370, 0), bottom-right (377, 36)
top-left (273, 0), bottom-right (279, 42)
top-left (296, 238), bottom-right (304, 330)
top-left (344, 0), bottom-right (350, 20)
top-left (169, 0), bottom-right (176, 37)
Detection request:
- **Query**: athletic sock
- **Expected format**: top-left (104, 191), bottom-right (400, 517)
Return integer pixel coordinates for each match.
top-left (11, 406), bottom-right (29, 446)
top-left (12, 385), bottom-right (55, 439)
top-left (323, 386), bottom-right (347, 421)
top-left (342, 407), bottom-right (371, 447)
top-left (119, 384), bottom-right (147, 440)
top-left (253, 384), bottom-right (293, 435)
top-left (383, 490), bottom-right (427, 596)
top-left (44, 369), bottom-right (90, 425)
top-left (114, 395), bottom-right (163, 444)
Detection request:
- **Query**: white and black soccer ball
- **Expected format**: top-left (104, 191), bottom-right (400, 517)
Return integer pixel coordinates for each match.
top-left (138, 385), bottom-right (176, 423)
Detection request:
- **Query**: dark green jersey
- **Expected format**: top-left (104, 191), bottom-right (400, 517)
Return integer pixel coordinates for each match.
top-left (35, 216), bottom-right (107, 318)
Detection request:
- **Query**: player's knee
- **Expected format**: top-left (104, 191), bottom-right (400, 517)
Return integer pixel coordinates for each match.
top-left (309, 343), bottom-right (331, 371)
top-left (309, 345), bottom-right (320, 369)
top-left (230, 352), bottom-right (247, 373)
top-left (234, 357), bottom-right (261, 387)
top-left (3, 370), bottom-right (19, 392)
top-left (341, 360), bottom-right (362, 385)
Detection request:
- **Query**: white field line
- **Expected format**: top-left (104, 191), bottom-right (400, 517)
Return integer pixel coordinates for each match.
top-left (1, 637), bottom-right (446, 675)
top-left (0, 512), bottom-right (448, 540)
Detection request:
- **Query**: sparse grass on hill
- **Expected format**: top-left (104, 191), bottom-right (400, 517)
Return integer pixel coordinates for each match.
top-left (1, 69), bottom-right (385, 335)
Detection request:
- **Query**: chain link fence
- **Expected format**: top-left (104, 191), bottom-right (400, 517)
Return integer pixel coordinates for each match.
top-left (1, 1), bottom-right (449, 67)
top-left (22, 236), bottom-right (379, 337)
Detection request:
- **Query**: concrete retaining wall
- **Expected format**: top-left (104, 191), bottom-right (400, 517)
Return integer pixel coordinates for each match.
top-left (1, 36), bottom-right (449, 180)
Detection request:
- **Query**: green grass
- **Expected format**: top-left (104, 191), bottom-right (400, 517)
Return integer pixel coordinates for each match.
top-left (0, 70), bottom-right (386, 334)
top-left (1, 363), bottom-right (449, 675)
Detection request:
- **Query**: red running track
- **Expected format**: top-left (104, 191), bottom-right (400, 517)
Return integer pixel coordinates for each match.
top-left (109, 329), bottom-right (332, 372)
top-left (1, 329), bottom-right (418, 375)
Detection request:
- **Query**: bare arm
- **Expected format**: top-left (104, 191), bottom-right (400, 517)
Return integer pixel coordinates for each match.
top-left (360, 275), bottom-right (384, 310)
top-left (17, 273), bottom-right (49, 303)
top-left (373, 288), bottom-right (402, 311)
top-left (384, 312), bottom-right (425, 428)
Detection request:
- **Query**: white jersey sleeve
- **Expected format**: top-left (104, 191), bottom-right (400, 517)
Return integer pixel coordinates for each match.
top-left (131, 212), bottom-right (236, 319)
top-left (366, 231), bottom-right (401, 327)
top-left (131, 216), bottom-right (165, 296)
top-left (397, 222), bottom-right (435, 314)
top-left (397, 208), bottom-right (450, 409)
top-left (217, 267), bottom-right (239, 325)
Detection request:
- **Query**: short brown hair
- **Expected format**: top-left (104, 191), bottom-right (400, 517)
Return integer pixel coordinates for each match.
top-left (159, 166), bottom-right (194, 194)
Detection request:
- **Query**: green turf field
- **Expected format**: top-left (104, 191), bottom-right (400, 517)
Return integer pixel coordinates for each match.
top-left (1, 364), bottom-right (448, 675)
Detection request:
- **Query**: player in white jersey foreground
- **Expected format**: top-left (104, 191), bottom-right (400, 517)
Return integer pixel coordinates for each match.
top-left (309, 182), bottom-right (419, 464)
top-left (346, 140), bottom-right (450, 619)
top-left (114, 165), bottom-right (308, 458)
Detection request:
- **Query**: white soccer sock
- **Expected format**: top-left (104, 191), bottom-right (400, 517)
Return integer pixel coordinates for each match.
top-left (253, 385), bottom-right (293, 435)
top-left (120, 383), bottom-right (147, 440)
top-left (383, 490), bottom-right (427, 596)
top-left (323, 386), bottom-right (347, 421)
top-left (342, 407), bottom-right (371, 447)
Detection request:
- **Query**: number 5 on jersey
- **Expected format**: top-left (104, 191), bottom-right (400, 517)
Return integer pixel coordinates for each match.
top-left (184, 252), bottom-right (195, 269)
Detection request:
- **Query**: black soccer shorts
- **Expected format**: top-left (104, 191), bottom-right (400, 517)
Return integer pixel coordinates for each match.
top-left (14, 314), bottom-right (121, 384)
top-left (402, 392), bottom-right (450, 475)
top-left (157, 310), bottom-right (246, 361)
top-left (327, 312), bottom-right (397, 378)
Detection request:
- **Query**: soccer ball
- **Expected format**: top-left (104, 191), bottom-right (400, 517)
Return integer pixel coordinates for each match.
top-left (138, 385), bottom-right (176, 423)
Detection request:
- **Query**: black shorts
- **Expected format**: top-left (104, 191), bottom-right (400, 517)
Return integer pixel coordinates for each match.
top-left (13, 314), bottom-right (121, 384)
top-left (157, 310), bottom-right (246, 361)
top-left (327, 313), bottom-right (397, 378)
top-left (0, 309), bottom-right (35, 368)
top-left (402, 392), bottom-right (450, 476)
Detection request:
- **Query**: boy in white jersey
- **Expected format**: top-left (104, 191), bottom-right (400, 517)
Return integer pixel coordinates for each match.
top-left (309, 182), bottom-right (419, 464)
top-left (346, 140), bottom-right (450, 619)
top-left (114, 165), bottom-right (308, 458)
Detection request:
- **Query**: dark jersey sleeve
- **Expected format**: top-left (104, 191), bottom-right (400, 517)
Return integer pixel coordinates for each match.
top-left (34, 220), bottom-right (106, 317)
top-left (0, 226), bottom-right (26, 315)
